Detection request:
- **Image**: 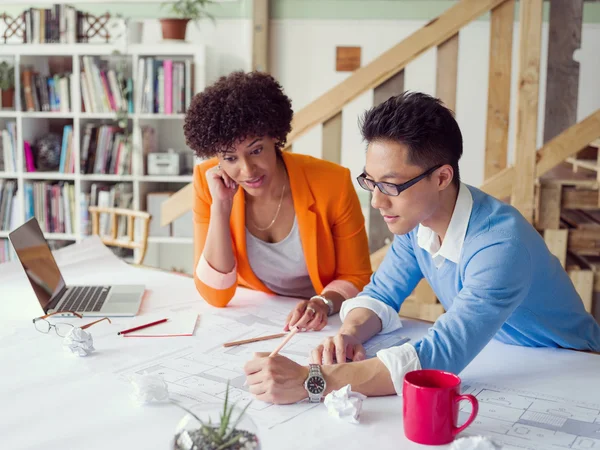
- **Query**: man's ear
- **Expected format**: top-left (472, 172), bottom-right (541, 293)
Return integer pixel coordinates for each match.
top-left (437, 165), bottom-right (454, 191)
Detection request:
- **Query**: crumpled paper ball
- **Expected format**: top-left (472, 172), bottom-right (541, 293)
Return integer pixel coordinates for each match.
top-left (62, 327), bottom-right (95, 356)
top-left (449, 436), bottom-right (503, 450)
top-left (323, 384), bottom-right (367, 424)
top-left (129, 373), bottom-right (170, 405)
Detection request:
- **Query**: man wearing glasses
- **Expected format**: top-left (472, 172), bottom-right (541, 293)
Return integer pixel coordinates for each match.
top-left (243, 92), bottom-right (600, 405)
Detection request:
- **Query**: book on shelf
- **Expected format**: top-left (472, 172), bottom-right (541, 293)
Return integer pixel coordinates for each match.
top-left (23, 5), bottom-right (88, 44)
top-left (21, 66), bottom-right (72, 113)
top-left (80, 124), bottom-right (131, 175)
top-left (25, 181), bottom-right (75, 235)
top-left (0, 122), bottom-right (17, 173)
top-left (136, 57), bottom-right (193, 115)
top-left (0, 239), bottom-right (17, 264)
top-left (81, 56), bottom-right (133, 114)
top-left (82, 182), bottom-right (133, 237)
top-left (0, 180), bottom-right (18, 232)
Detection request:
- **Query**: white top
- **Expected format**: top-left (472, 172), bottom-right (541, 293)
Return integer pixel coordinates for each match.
top-left (340, 182), bottom-right (474, 393)
top-left (416, 182), bottom-right (473, 268)
top-left (246, 216), bottom-right (316, 299)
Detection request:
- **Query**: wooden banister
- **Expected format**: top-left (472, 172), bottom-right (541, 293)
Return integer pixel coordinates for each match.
top-left (284, 0), bottom-right (508, 147)
top-left (160, 0), bottom-right (511, 226)
top-left (480, 109), bottom-right (600, 200)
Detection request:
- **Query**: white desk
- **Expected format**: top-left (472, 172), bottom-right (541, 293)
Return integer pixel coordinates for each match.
top-left (1, 238), bottom-right (599, 450)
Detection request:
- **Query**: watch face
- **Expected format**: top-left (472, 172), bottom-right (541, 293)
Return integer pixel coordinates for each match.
top-left (306, 376), bottom-right (325, 394)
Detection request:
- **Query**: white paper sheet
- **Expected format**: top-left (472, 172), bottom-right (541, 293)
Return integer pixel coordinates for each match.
top-left (458, 382), bottom-right (600, 450)
top-left (120, 312), bottom-right (199, 337)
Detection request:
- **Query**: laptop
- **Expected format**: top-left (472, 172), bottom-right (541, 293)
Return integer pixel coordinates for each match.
top-left (9, 217), bottom-right (145, 317)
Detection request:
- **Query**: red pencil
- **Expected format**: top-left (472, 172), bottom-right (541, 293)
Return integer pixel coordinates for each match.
top-left (117, 318), bottom-right (168, 335)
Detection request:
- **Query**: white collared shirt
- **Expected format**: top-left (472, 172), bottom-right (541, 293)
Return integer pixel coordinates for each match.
top-left (340, 183), bottom-right (474, 395)
top-left (416, 182), bottom-right (473, 268)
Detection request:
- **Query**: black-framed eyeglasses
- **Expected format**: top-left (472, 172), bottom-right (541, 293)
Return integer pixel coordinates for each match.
top-left (356, 164), bottom-right (443, 197)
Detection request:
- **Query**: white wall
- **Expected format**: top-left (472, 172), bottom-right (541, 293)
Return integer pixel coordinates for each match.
top-left (269, 19), bottom-right (600, 189)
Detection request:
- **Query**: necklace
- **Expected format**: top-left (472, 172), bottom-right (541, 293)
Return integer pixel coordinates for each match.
top-left (250, 175), bottom-right (287, 231)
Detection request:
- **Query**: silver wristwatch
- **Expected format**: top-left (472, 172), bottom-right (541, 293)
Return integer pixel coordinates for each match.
top-left (304, 364), bottom-right (326, 403)
top-left (312, 295), bottom-right (334, 316)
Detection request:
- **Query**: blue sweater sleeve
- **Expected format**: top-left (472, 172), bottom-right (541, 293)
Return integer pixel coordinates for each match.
top-left (360, 233), bottom-right (424, 311)
top-left (414, 238), bottom-right (532, 375)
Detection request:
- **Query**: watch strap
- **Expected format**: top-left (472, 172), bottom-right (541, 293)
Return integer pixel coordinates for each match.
top-left (312, 295), bottom-right (334, 316)
top-left (309, 363), bottom-right (321, 377)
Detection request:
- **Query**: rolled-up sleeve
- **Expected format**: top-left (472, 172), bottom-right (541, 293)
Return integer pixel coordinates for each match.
top-left (192, 164), bottom-right (238, 307)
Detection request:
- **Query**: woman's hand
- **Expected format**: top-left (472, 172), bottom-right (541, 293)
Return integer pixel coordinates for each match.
top-left (206, 164), bottom-right (239, 213)
top-left (284, 298), bottom-right (328, 332)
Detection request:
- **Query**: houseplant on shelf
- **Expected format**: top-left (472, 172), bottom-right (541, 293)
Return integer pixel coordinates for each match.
top-left (159, 0), bottom-right (215, 41)
top-left (0, 61), bottom-right (15, 109)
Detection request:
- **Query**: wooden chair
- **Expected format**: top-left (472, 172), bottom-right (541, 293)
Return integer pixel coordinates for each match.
top-left (88, 206), bottom-right (152, 265)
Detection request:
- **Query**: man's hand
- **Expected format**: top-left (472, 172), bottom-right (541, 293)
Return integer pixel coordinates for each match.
top-left (284, 299), bottom-right (328, 332)
top-left (311, 333), bottom-right (366, 365)
top-left (244, 353), bottom-right (309, 405)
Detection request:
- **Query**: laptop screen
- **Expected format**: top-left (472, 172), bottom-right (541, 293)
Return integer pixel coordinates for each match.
top-left (9, 218), bottom-right (66, 312)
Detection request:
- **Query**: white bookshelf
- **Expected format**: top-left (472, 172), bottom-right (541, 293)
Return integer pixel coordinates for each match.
top-left (0, 42), bottom-right (205, 271)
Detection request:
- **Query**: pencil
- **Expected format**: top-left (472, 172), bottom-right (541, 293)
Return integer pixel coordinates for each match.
top-left (269, 326), bottom-right (299, 357)
top-left (222, 332), bottom-right (287, 348)
top-left (117, 318), bottom-right (168, 335)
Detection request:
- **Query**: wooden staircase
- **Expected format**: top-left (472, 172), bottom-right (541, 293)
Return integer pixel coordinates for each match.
top-left (160, 0), bottom-right (600, 322)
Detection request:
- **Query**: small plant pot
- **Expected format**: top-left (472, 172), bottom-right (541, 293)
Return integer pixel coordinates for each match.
top-left (160, 18), bottom-right (190, 41)
top-left (172, 403), bottom-right (260, 450)
top-left (1, 88), bottom-right (14, 109)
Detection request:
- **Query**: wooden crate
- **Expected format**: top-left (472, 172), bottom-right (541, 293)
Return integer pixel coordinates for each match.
top-left (536, 157), bottom-right (600, 316)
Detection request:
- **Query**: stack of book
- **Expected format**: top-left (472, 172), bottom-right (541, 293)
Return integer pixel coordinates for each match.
top-left (0, 240), bottom-right (16, 264)
top-left (0, 122), bottom-right (17, 173)
top-left (24, 181), bottom-right (75, 234)
top-left (21, 67), bottom-right (72, 112)
top-left (80, 124), bottom-right (131, 175)
top-left (23, 4), bottom-right (89, 44)
top-left (0, 180), bottom-right (18, 232)
top-left (136, 57), bottom-right (193, 115)
top-left (80, 182), bottom-right (133, 236)
top-left (81, 56), bottom-right (133, 114)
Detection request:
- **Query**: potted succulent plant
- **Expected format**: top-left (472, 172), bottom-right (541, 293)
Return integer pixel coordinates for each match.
top-left (160, 0), bottom-right (215, 41)
top-left (0, 61), bottom-right (15, 109)
top-left (173, 383), bottom-right (259, 450)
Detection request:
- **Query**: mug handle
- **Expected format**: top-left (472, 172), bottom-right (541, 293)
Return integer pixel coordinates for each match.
top-left (453, 394), bottom-right (479, 436)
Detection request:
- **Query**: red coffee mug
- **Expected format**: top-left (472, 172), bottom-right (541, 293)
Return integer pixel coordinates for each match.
top-left (402, 369), bottom-right (479, 445)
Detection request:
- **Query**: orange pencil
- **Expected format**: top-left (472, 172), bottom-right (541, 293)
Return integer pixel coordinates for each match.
top-left (269, 326), bottom-right (299, 357)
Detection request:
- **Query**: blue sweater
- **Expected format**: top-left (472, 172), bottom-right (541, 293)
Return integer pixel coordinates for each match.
top-left (362, 185), bottom-right (600, 375)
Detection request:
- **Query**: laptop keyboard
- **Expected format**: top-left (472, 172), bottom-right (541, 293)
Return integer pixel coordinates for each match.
top-left (60, 286), bottom-right (111, 312)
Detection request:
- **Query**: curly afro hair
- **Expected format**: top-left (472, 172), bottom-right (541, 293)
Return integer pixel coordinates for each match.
top-left (184, 71), bottom-right (293, 158)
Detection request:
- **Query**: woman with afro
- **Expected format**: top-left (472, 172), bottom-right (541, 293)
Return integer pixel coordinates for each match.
top-left (185, 71), bottom-right (372, 331)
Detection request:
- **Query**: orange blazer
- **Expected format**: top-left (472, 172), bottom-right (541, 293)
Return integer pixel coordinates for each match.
top-left (192, 151), bottom-right (372, 307)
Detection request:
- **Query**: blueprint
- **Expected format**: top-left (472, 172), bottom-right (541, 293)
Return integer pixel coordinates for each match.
top-left (115, 338), bottom-right (319, 429)
top-left (115, 306), bottom-right (410, 429)
top-left (459, 383), bottom-right (600, 450)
